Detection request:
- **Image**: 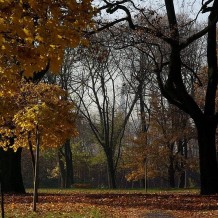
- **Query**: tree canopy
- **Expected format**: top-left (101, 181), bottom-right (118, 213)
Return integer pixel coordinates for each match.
top-left (0, 0), bottom-right (95, 92)
top-left (0, 0), bottom-right (95, 151)
top-left (0, 81), bottom-right (78, 151)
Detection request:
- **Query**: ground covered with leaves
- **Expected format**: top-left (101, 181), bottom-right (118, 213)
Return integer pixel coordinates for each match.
top-left (3, 189), bottom-right (218, 217)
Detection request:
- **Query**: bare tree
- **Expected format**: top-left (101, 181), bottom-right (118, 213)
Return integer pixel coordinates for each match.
top-left (43, 50), bottom-right (78, 188)
top-left (59, 41), bottom-right (139, 188)
top-left (96, 0), bottom-right (218, 195)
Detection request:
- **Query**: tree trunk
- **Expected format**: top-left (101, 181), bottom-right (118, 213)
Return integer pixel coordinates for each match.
top-left (178, 139), bottom-right (187, 188)
top-left (0, 148), bottom-right (25, 193)
top-left (197, 120), bottom-right (218, 195)
top-left (168, 155), bottom-right (175, 188)
top-left (139, 92), bottom-right (146, 189)
top-left (58, 150), bottom-right (66, 188)
top-left (140, 179), bottom-right (145, 189)
top-left (179, 170), bottom-right (186, 188)
top-left (106, 153), bottom-right (117, 189)
top-left (138, 77), bottom-right (149, 190)
top-left (64, 139), bottom-right (74, 188)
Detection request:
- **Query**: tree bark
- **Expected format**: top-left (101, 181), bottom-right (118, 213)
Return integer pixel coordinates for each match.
top-left (106, 152), bottom-right (117, 189)
top-left (139, 92), bottom-right (146, 188)
top-left (168, 155), bottom-right (175, 188)
top-left (178, 139), bottom-right (188, 188)
top-left (196, 119), bottom-right (218, 195)
top-left (195, 1), bottom-right (218, 195)
top-left (163, 0), bottom-right (218, 194)
top-left (64, 139), bottom-right (74, 188)
top-left (179, 170), bottom-right (186, 188)
top-left (57, 140), bottom-right (74, 188)
top-left (58, 150), bottom-right (66, 188)
top-left (0, 148), bottom-right (25, 193)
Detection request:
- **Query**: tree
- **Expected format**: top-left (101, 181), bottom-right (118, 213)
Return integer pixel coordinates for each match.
top-left (0, 0), bottom-right (94, 79)
top-left (0, 0), bottom-right (94, 193)
top-left (44, 66), bottom-right (77, 189)
top-left (57, 139), bottom-right (74, 188)
top-left (58, 41), bottom-right (139, 188)
top-left (105, 21), bottom-right (201, 189)
top-left (149, 93), bottom-right (197, 188)
top-left (0, 81), bottom-right (78, 194)
top-left (124, 90), bottom-right (198, 189)
top-left (99, 0), bottom-right (218, 195)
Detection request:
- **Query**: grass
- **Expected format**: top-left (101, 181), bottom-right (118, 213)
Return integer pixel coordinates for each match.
top-left (26, 187), bottom-right (199, 194)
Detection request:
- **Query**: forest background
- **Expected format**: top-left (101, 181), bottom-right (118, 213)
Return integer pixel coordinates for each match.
top-left (0, 0), bottom-right (218, 197)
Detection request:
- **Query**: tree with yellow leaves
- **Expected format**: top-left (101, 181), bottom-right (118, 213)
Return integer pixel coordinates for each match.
top-left (0, 0), bottom-right (94, 78)
top-left (0, 82), bottom-right (77, 151)
top-left (0, 81), bottom-right (78, 194)
top-left (0, 0), bottom-right (95, 193)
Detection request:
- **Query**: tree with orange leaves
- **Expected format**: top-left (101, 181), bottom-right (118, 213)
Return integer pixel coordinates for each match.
top-left (0, 81), bottom-right (78, 195)
top-left (0, 0), bottom-right (94, 78)
top-left (0, 0), bottom-right (95, 193)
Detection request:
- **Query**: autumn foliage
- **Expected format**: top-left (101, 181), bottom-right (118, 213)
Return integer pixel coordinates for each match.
top-left (124, 91), bottom-right (198, 186)
top-left (3, 190), bottom-right (218, 217)
top-left (0, 81), bottom-right (78, 151)
top-left (0, 0), bottom-right (95, 152)
top-left (0, 0), bottom-right (94, 76)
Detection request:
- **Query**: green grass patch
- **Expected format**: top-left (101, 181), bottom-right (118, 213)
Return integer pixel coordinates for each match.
top-left (26, 187), bottom-right (199, 195)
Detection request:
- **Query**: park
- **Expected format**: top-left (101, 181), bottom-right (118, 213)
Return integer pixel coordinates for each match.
top-left (0, 0), bottom-right (218, 217)
top-left (2, 188), bottom-right (218, 217)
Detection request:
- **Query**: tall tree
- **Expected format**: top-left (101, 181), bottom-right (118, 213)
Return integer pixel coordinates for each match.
top-left (0, 81), bottom-right (77, 193)
top-left (0, 0), bottom-right (94, 193)
top-left (124, 90), bottom-right (198, 188)
top-left (58, 42), bottom-right (139, 188)
top-left (44, 68), bottom-right (75, 189)
top-left (99, 0), bottom-right (218, 195)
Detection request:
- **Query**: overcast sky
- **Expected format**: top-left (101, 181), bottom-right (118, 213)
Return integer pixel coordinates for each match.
top-left (93, 0), bottom-right (208, 23)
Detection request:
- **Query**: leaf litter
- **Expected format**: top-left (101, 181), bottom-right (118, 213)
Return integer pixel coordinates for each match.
top-left (3, 192), bottom-right (218, 217)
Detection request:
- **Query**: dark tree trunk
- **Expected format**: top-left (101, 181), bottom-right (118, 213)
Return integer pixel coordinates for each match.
top-left (178, 139), bottom-right (188, 188)
top-left (139, 92), bottom-right (146, 188)
top-left (179, 170), bottom-right (186, 188)
top-left (58, 140), bottom-right (74, 188)
top-left (106, 152), bottom-right (117, 189)
top-left (138, 76), bottom-right (149, 189)
top-left (168, 155), bottom-right (175, 188)
top-left (140, 179), bottom-right (146, 189)
top-left (196, 3), bottom-right (218, 195)
top-left (58, 150), bottom-right (66, 188)
top-left (64, 139), bottom-right (74, 188)
top-left (0, 148), bottom-right (25, 193)
top-left (196, 120), bottom-right (218, 195)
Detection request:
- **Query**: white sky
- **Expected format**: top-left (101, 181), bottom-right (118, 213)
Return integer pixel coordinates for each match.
top-left (93, 0), bottom-right (209, 23)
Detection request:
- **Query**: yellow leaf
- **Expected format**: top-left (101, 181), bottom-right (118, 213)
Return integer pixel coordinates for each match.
top-left (23, 28), bottom-right (31, 37)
